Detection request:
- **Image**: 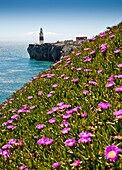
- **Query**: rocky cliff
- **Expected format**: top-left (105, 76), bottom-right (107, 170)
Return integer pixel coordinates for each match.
top-left (27, 41), bottom-right (83, 62)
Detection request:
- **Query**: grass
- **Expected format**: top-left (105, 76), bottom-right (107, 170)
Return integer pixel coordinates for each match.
top-left (0, 22), bottom-right (122, 170)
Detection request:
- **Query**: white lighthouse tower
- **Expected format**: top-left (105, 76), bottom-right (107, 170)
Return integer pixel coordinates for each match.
top-left (39, 28), bottom-right (44, 44)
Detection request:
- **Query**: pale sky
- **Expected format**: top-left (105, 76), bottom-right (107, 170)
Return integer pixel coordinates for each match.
top-left (0, 0), bottom-right (122, 43)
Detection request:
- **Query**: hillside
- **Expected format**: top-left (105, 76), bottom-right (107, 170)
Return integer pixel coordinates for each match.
top-left (0, 22), bottom-right (122, 170)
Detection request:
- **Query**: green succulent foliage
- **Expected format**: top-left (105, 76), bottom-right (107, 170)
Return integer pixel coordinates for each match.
top-left (0, 22), bottom-right (122, 170)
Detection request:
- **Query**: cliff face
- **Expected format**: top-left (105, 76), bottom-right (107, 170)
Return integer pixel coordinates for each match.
top-left (27, 41), bottom-right (83, 62)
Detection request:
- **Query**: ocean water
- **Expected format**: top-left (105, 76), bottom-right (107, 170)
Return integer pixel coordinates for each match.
top-left (0, 42), bottom-right (53, 104)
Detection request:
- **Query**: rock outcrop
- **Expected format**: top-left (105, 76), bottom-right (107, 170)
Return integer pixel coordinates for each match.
top-left (27, 40), bottom-right (84, 62)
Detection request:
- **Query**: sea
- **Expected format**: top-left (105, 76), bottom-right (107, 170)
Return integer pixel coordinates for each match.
top-left (0, 42), bottom-right (53, 104)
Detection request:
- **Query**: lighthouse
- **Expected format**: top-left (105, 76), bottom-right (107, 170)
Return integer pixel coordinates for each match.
top-left (39, 28), bottom-right (44, 44)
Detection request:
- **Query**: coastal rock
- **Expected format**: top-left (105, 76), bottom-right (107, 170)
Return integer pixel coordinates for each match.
top-left (27, 41), bottom-right (83, 62)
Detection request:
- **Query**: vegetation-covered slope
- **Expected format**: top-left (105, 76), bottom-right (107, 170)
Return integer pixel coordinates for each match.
top-left (0, 22), bottom-right (122, 170)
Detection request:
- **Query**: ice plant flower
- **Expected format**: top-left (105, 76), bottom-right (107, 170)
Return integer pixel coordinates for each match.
top-left (37, 137), bottom-right (53, 145)
top-left (76, 67), bottom-right (82, 71)
top-left (98, 102), bottom-right (111, 109)
top-left (83, 90), bottom-right (89, 95)
top-left (105, 81), bottom-right (115, 88)
top-left (52, 84), bottom-right (58, 88)
top-left (48, 118), bottom-right (55, 124)
top-left (19, 164), bottom-right (29, 170)
top-left (89, 37), bottom-right (96, 41)
top-left (89, 81), bottom-right (97, 86)
top-left (6, 125), bottom-right (17, 130)
top-left (97, 69), bottom-right (102, 74)
top-left (52, 162), bottom-right (60, 169)
top-left (79, 131), bottom-right (92, 138)
top-left (109, 34), bottom-right (115, 39)
top-left (60, 120), bottom-right (69, 128)
top-left (78, 131), bottom-right (92, 143)
top-left (90, 50), bottom-right (96, 55)
top-left (104, 145), bottom-right (122, 162)
top-left (118, 63), bottom-right (122, 68)
top-left (113, 109), bottom-right (122, 116)
top-left (2, 150), bottom-right (10, 158)
top-left (64, 138), bottom-right (76, 147)
top-left (64, 76), bottom-right (70, 80)
top-left (100, 43), bottom-right (107, 52)
top-left (47, 93), bottom-right (52, 98)
top-left (28, 96), bottom-right (33, 100)
top-left (61, 127), bottom-right (71, 134)
top-left (38, 91), bottom-right (43, 95)
top-left (62, 113), bottom-right (72, 119)
top-left (81, 113), bottom-right (88, 118)
top-left (8, 139), bottom-right (17, 145)
top-left (115, 86), bottom-right (122, 92)
top-left (83, 57), bottom-right (92, 62)
top-left (71, 78), bottom-right (78, 83)
top-left (36, 124), bottom-right (45, 129)
top-left (84, 47), bottom-right (90, 51)
top-left (114, 49), bottom-right (121, 53)
top-left (71, 159), bottom-right (81, 167)
top-left (2, 144), bottom-right (12, 149)
top-left (78, 137), bottom-right (91, 143)
top-left (11, 114), bottom-right (20, 120)
top-left (84, 68), bottom-right (91, 72)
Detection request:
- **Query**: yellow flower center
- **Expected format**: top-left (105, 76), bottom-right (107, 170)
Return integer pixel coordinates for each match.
top-left (108, 151), bottom-right (116, 158)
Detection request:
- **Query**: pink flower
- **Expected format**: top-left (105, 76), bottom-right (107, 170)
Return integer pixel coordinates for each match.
top-left (89, 37), bottom-right (96, 41)
top-left (61, 127), bottom-right (71, 134)
top-left (62, 113), bottom-right (72, 119)
top-left (83, 57), bottom-right (92, 62)
top-left (97, 69), bottom-right (102, 74)
top-left (64, 139), bottom-right (76, 147)
top-left (47, 93), bottom-right (52, 98)
top-left (71, 159), bottom-right (81, 167)
top-left (60, 120), bottom-right (69, 128)
top-left (90, 50), bottom-right (96, 55)
top-left (2, 150), bottom-right (10, 158)
top-left (36, 124), bottom-right (45, 129)
top-left (104, 145), bottom-right (122, 162)
top-left (2, 144), bottom-right (12, 149)
top-left (98, 102), bottom-right (111, 109)
top-left (109, 34), bottom-right (115, 39)
top-left (11, 114), bottom-right (20, 120)
top-left (28, 96), bottom-right (33, 100)
top-left (105, 81), bottom-right (115, 88)
top-left (76, 67), bottom-right (82, 71)
top-left (89, 81), bottom-right (97, 86)
top-left (6, 125), bottom-right (17, 130)
top-left (64, 76), bottom-right (70, 80)
top-left (8, 139), bottom-right (17, 145)
top-left (48, 118), bottom-right (55, 124)
top-left (19, 164), bottom-right (29, 170)
top-left (84, 48), bottom-right (90, 51)
top-left (113, 109), bottom-right (122, 116)
top-left (114, 49), bottom-right (121, 53)
top-left (52, 162), bottom-right (60, 169)
top-left (83, 90), bottom-right (89, 95)
top-left (118, 63), bottom-right (122, 68)
top-left (81, 113), bottom-right (88, 117)
top-left (115, 86), bottom-right (122, 92)
top-left (38, 91), bottom-right (43, 95)
top-left (71, 78), bottom-right (78, 83)
top-left (52, 84), bottom-right (58, 88)
top-left (37, 137), bottom-right (53, 145)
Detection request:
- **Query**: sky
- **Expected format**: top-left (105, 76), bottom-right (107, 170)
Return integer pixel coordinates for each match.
top-left (0, 0), bottom-right (122, 43)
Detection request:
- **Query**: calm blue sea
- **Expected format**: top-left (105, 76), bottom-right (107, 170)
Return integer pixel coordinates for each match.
top-left (0, 42), bottom-right (53, 104)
